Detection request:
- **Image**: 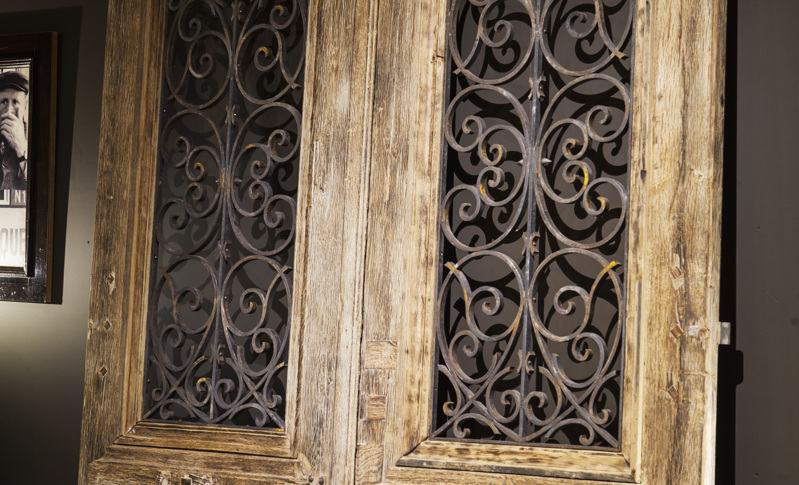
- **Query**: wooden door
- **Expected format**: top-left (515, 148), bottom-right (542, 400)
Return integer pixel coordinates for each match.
top-left (78, 0), bottom-right (727, 484)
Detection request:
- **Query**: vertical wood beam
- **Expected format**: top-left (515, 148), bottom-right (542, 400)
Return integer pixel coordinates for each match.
top-left (637, 0), bottom-right (727, 482)
top-left (355, 0), bottom-right (445, 481)
top-left (291, 0), bottom-right (379, 483)
top-left (78, 0), bottom-right (163, 483)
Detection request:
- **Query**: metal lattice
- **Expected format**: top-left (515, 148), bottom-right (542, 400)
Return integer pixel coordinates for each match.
top-left (143, 0), bottom-right (306, 429)
top-left (432, 0), bottom-right (632, 448)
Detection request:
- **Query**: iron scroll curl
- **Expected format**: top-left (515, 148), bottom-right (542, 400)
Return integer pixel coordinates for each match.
top-left (144, 0), bottom-right (307, 429)
top-left (434, 0), bottom-right (632, 448)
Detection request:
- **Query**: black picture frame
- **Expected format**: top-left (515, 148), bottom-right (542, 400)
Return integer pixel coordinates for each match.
top-left (0, 32), bottom-right (57, 303)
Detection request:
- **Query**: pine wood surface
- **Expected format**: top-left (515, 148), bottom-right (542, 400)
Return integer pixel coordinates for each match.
top-left (79, 0), bottom-right (726, 483)
top-left (288, 0), bottom-right (379, 483)
top-left (79, 1), bottom-right (161, 483)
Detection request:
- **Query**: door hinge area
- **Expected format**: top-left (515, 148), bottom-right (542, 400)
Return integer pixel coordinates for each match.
top-left (719, 321), bottom-right (732, 346)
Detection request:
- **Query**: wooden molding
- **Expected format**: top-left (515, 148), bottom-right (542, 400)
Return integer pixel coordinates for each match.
top-left (353, 0), bottom-right (727, 483)
top-left (79, 0), bottom-right (726, 483)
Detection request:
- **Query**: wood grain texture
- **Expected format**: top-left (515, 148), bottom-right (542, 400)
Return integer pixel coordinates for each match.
top-left (78, 1), bottom-right (159, 483)
top-left (87, 445), bottom-right (305, 485)
top-left (635, 0), bottom-right (727, 483)
top-left (362, 340), bottom-right (398, 370)
top-left (113, 423), bottom-right (292, 457)
top-left (356, 444), bottom-right (385, 484)
top-left (354, 0), bottom-right (446, 482)
top-left (384, 466), bottom-right (624, 485)
top-left (81, 0), bottom-right (725, 483)
top-left (397, 441), bottom-right (634, 482)
top-left (354, 0), bottom-right (727, 484)
top-left (361, 395), bottom-right (388, 420)
top-left (289, 0), bottom-right (379, 483)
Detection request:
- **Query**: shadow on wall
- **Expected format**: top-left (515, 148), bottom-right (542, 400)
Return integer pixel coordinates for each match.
top-left (716, 0), bottom-right (744, 483)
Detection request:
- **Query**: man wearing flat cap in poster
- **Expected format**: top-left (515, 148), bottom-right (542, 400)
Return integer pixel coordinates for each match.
top-left (0, 70), bottom-right (29, 191)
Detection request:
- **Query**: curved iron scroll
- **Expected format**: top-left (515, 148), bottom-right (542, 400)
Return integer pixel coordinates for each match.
top-left (433, 0), bottom-right (632, 448)
top-left (143, 0), bottom-right (306, 429)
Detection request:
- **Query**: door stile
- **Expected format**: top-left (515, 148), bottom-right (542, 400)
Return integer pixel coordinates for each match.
top-left (80, 0), bottom-right (382, 482)
top-left (78, 0), bottom-right (166, 483)
top-left (290, 0), bottom-right (380, 482)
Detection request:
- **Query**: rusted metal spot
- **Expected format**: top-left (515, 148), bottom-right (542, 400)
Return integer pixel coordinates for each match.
top-left (719, 321), bottom-right (732, 345)
top-left (103, 319), bottom-right (112, 331)
top-left (99, 366), bottom-right (108, 378)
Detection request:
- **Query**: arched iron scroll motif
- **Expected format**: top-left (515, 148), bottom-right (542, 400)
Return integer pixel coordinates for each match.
top-left (433, 0), bottom-right (632, 448)
top-left (143, 0), bottom-right (306, 429)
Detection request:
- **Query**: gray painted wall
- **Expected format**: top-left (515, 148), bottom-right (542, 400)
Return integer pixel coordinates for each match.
top-left (0, 0), bottom-right (797, 483)
top-left (732, 0), bottom-right (799, 483)
top-left (0, 1), bottom-right (108, 483)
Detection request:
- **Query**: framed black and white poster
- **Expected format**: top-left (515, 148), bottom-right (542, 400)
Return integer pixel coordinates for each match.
top-left (0, 32), bottom-right (57, 303)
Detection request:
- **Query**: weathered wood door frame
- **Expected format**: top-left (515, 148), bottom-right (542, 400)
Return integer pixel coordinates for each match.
top-left (78, 0), bottom-right (726, 483)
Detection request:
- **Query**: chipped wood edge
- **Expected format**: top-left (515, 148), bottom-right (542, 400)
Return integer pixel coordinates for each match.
top-left (79, 0), bottom-right (158, 482)
top-left (356, 0), bottom-right (727, 483)
top-left (290, 0), bottom-right (380, 483)
top-left (82, 0), bottom-right (373, 482)
top-left (87, 445), bottom-right (306, 485)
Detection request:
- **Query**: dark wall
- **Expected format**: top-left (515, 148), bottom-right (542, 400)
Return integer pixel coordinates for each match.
top-left (729, 0), bottom-right (799, 483)
top-left (0, 1), bottom-right (107, 483)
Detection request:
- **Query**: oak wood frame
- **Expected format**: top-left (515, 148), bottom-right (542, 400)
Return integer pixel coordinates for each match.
top-left (79, 0), bottom-right (726, 483)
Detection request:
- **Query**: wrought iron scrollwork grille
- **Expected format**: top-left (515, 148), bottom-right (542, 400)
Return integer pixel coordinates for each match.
top-left (433, 0), bottom-right (633, 448)
top-left (143, 0), bottom-right (307, 429)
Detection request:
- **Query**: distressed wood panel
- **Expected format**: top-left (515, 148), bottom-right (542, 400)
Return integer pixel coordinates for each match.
top-left (360, 395), bottom-right (388, 421)
top-left (78, 1), bottom-right (163, 483)
top-left (398, 441), bottom-right (635, 482)
top-left (384, 467), bottom-right (618, 485)
top-left (87, 445), bottom-right (305, 485)
top-left (113, 423), bottom-right (292, 457)
top-left (355, 0), bottom-right (726, 483)
top-left (289, 0), bottom-right (379, 483)
top-left (636, 0), bottom-right (727, 482)
top-left (362, 340), bottom-right (398, 370)
top-left (81, 0), bottom-right (380, 482)
top-left (355, 0), bottom-right (445, 481)
top-left (356, 444), bottom-right (385, 484)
